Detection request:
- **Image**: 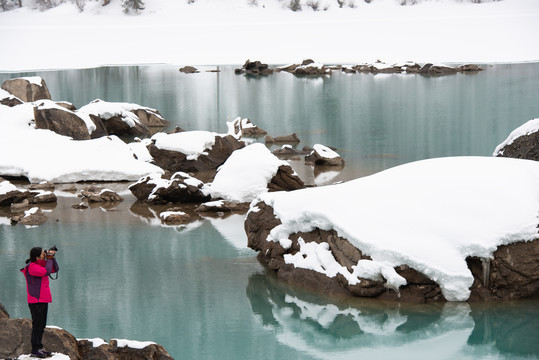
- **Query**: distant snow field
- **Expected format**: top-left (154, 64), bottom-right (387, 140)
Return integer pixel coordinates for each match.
top-left (0, 0), bottom-right (538, 71)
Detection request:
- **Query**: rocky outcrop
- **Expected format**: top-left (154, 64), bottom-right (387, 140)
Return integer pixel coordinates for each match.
top-left (227, 117), bottom-right (267, 138)
top-left (235, 60), bottom-right (274, 75)
top-left (0, 306), bottom-right (173, 360)
top-left (267, 165), bottom-right (305, 193)
top-left (0, 89), bottom-right (24, 107)
top-left (179, 65), bottom-right (199, 74)
top-left (195, 200), bottom-right (250, 213)
top-left (148, 134), bottom-right (245, 172)
top-left (265, 133), bottom-right (300, 144)
top-left (34, 101), bottom-right (91, 140)
top-left (495, 129), bottom-right (539, 161)
top-left (79, 187), bottom-right (123, 203)
top-left (1, 77), bottom-right (52, 102)
top-left (11, 207), bottom-right (49, 225)
top-left (305, 144), bottom-right (345, 166)
top-left (245, 201), bottom-right (538, 303)
top-left (129, 171), bottom-right (210, 204)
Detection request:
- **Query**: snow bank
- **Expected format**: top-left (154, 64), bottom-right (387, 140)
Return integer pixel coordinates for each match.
top-left (257, 156), bottom-right (539, 301)
top-left (0, 103), bottom-right (163, 183)
top-left (113, 339), bottom-right (156, 349)
top-left (207, 143), bottom-right (290, 203)
top-left (0, 0), bottom-right (538, 70)
top-left (493, 118), bottom-right (539, 156)
top-left (151, 131), bottom-right (218, 160)
top-left (0, 178), bottom-right (18, 195)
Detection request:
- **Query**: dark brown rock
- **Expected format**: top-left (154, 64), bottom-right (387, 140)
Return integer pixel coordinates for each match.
top-left (109, 340), bottom-right (174, 360)
top-left (11, 207), bottom-right (48, 225)
top-left (1, 77), bottom-right (52, 102)
top-left (100, 113), bottom-right (150, 137)
top-left (0, 91), bottom-right (24, 107)
top-left (179, 65), bottom-right (199, 73)
top-left (34, 102), bottom-right (91, 140)
top-left (495, 130), bottom-right (539, 161)
top-left (160, 210), bottom-right (191, 225)
top-left (266, 133), bottom-right (300, 144)
top-left (267, 165), bottom-right (305, 192)
top-left (131, 108), bottom-right (170, 128)
top-left (0, 188), bottom-right (27, 207)
top-left (0, 318), bottom-right (80, 359)
top-left (129, 172), bottom-right (210, 204)
top-left (458, 64), bottom-right (483, 72)
top-left (0, 303), bottom-right (9, 320)
top-left (467, 240), bottom-right (539, 301)
top-left (78, 340), bottom-right (115, 360)
top-left (305, 145), bottom-right (345, 166)
top-left (195, 201), bottom-right (250, 213)
top-left (80, 188), bottom-right (123, 203)
top-left (235, 59), bottom-right (274, 75)
top-left (148, 134), bottom-right (245, 172)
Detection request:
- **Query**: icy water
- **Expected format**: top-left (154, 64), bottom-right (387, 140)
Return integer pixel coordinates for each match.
top-left (1, 63), bottom-right (539, 359)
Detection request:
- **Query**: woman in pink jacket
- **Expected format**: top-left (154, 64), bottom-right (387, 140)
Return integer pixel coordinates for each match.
top-left (21, 247), bottom-right (59, 359)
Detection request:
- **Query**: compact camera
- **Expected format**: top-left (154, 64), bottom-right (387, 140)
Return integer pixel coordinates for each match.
top-left (45, 245), bottom-right (59, 258)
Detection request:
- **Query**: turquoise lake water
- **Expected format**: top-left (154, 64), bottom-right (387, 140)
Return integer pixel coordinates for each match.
top-left (1, 63), bottom-right (539, 359)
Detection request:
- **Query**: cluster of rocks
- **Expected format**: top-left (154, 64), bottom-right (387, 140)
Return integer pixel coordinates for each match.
top-left (1, 78), bottom-right (170, 140)
top-left (235, 59), bottom-right (332, 76)
top-left (231, 59), bottom-right (482, 77)
top-left (0, 177), bottom-right (125, 224)
top-left (342, 61), bottom-right (482, 75)
top-left (0, 303), bottom-right (173, 360)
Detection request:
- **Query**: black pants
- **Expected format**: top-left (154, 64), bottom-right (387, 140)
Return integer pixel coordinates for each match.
top-left (28, 302), bottom-right (48, 353)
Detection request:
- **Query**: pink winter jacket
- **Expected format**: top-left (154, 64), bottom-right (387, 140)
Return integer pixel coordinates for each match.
top-left (21, 258), bottom-right (59, 304)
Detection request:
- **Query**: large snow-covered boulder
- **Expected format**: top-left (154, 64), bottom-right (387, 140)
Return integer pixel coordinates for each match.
top-left (78, 99), bottom-right (161, 137)
top-left (1, 76), bottom-right (52, 102)
top-left (245, 156), bottom-right (539, 302)
top-left (205, 143), bottom-right (305, 203)
top-left (493, 118), bottom-right (539, 161)
top-left (34, 100), bottom-right (92, 140)
top-left (147, 131), bottom-right (245, 172)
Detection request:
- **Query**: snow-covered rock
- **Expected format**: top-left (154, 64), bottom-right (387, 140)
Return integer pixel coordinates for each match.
top-left (1, 76), bottom-right (51, 102)
top-left (245, 156), bottom-right (539, 302)
top-left (148, 131), bottom-right (245, 172)
top-left (493, 118), bottom-right (539, 161)
top-left (129, 171), bottom-right (210, 204)
top-left (305, 144), bottom-right (344, 166)
top-left (205, 143), bottom-right (304, 203)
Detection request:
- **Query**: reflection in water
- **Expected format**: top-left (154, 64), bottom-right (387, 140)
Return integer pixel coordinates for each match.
top-left (247, 271), bottom-right (539, 359)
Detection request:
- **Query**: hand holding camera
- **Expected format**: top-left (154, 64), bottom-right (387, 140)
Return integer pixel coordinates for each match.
top-left (45, 245), bottom-right (58, 259)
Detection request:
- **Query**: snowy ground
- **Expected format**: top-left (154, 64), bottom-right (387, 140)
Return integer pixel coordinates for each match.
top-left (0, 0), bottom-right (538, 71)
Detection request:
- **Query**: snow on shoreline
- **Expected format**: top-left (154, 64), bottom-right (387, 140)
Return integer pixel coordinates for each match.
top-left (0, 0), bottom-right (538, 71)
top-left (256, 156), bottom-right (539, 301)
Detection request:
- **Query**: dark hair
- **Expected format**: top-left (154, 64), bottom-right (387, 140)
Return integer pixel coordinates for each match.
top-left (25, 247), bottom-right (43, 264)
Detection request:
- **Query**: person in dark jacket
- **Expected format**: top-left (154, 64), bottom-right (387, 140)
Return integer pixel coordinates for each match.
top-left (21, 247), bottom-right (59, 358)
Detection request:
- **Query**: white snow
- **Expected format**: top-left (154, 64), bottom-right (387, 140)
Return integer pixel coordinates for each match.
top-left (257, 156), bottom-right (539, 301)
top-left (0, 102), bottom-right (163, 183)
top-left (20, 76), bottom-right (44, 86)
top-left (151, 131), bottom-right (219, 160)
top-left (0, 179), bottom-right (18, 195)
top-left (493, 118), bottom-right (539, 156)
top-left (79, 99), bottom-right (163, 129)
top-left (206, 143), bottom-right (291, 203)
top-left (113, 339), bottom-right (156, 349)
top-left (0, 0), bottom-right (538, 71)
top-left (18, 354), bottom-right (70, 360)
top-left (312, 144), bottom-right (340, 159)
top-left (78, 337), bottom-right (108, 347)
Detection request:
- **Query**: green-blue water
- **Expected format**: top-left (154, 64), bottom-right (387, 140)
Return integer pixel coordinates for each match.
top-left (1, 63), bottom-right (539, 359)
